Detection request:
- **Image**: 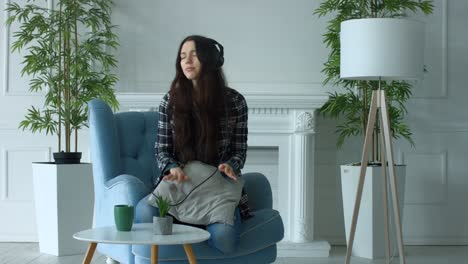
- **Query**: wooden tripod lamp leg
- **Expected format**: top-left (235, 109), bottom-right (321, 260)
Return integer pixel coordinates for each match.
top-left (345, 91), bottom-right (379, 264)
top-left (380, 91), bottom-right (406, 264)
top-left (380, 116), bottom-right (391, 264)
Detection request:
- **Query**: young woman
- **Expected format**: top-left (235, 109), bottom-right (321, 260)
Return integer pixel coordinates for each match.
top-left (155, 35), bottom-right (251, 254)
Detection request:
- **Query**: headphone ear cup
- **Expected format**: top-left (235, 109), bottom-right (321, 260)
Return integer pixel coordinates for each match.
top-left (216, 54), bottom-right (224, 68)
top-left (212, 40), bottom-right (224, 68)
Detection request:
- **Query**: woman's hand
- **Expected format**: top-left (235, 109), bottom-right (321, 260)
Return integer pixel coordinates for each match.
top-left (218, 163), bottom-right (237, 181)
top-left (163, 167), bottom-right (189, 183)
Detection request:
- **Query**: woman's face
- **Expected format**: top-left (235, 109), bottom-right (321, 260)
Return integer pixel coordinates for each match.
top-left (180, 40), bottom-right (202, 81)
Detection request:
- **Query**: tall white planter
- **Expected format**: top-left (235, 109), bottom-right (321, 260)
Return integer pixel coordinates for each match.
top-left (32, 163), bottom-right (94, 256)
top-left (341, 165), bottom-right (406, 259)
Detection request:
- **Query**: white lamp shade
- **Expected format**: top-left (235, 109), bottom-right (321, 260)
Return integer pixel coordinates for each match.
top-left (340, 18), bottom-right (425, 80)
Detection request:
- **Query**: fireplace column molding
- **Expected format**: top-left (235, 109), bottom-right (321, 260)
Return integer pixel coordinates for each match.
top-left (292, 111), bottom-right (316, 243)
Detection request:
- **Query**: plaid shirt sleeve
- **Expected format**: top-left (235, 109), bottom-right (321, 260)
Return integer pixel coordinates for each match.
top-left (155, 93), bottom-right (179, 176)
top-left (225, 92), bottom-right (248, 176)
top-left (224, 91), bottom-right (252, 219)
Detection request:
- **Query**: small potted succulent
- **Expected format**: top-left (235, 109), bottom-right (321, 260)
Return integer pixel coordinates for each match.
top-left (153, 195), bottom-right (173, 235)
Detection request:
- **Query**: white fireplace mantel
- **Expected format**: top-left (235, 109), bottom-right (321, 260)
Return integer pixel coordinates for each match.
top-left (116, 92), bottom-right (331, 258)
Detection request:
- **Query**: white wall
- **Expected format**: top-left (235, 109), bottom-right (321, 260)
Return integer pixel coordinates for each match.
top-left (111, 0), bottom-right (468, 245)
top-left (112, 0), bottom-right (328, 94)
top-left (1, 0), bottom-right (468, 246)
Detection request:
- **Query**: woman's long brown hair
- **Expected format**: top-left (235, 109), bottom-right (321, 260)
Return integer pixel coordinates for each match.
top-left (168, 35), bottom-right (227, 165)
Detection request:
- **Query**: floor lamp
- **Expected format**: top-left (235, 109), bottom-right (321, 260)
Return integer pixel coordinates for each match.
top-left (340, 18), bottom-right (425, 264)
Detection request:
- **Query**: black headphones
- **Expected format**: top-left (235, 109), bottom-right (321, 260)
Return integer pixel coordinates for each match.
top-left (210, 39), bottom-right (224, 69)
top-left (181, 36), bottom-right (225, 71)
top-left (199, 38), bottom-right (224, 70)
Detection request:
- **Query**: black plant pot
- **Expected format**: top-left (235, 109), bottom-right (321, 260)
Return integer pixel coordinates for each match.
top-left (53, 152), bottom-right (82, 164)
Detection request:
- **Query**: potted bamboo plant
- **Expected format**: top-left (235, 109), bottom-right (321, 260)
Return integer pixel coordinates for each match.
top-left (314, 0), bottom-right (433, 259)
top-left (7, 0), bottom-right (119, 164)
top-left (153, 195), bottom-right (173, 235)
top-left (5, 0), bottom-right (119, 256)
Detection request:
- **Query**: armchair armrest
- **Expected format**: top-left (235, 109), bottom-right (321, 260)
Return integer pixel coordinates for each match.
top-left (95, 174), bottom-right (151, 227)
top-left (104, 174), bottom-right (151, 205)
top-left (243, 172), bottom-right (273, 211)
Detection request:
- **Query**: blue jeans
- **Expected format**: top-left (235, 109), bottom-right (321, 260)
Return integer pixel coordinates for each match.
top-left (206, 208), bottom-right (241, 254)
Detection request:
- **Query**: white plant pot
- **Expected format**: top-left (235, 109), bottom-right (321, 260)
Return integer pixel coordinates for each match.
top-left (32, 163), bottom-right (94, 256)
top-left (341, 164), bottom-right (406, 259)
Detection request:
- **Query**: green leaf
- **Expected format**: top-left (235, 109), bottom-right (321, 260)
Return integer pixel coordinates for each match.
top-left (155, 195), bottom-right (172, 217)
top-left (8, 0), bottom-right (120, 152)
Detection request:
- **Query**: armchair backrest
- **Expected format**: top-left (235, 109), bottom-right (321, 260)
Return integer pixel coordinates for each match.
top-left (114, 111), bottom-right (160, 187)
top-left (88, 99), bottom-right (160, 190)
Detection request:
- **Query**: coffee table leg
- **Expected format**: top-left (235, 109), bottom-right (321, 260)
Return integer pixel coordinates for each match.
top-left (183, 244), bottom-right (197, 264)
top-left (151, 245), bottom-right (159, 264)
top-left (83, 242), bottom-right (97, 264)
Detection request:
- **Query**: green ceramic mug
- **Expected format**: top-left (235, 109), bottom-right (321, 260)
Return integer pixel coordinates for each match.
top-left (114, 204), bottom-right (134, 231)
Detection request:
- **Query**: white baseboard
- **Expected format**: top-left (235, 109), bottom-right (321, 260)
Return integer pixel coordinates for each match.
top-left (277, 241), bottom-right (331, 258)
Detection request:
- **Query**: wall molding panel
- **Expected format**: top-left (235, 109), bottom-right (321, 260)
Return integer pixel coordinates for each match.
top-left (405, 236), bottom-right (468, 245)
top-left (401, 151), bottom-right (448, 205)
top-left (1, 147), bottom-right (50, 201)
top-left (413, 0), bottom-right (448, 99)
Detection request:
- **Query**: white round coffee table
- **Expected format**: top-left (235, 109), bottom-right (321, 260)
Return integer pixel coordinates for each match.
top-left (73, 223), bottom-right (210, 264)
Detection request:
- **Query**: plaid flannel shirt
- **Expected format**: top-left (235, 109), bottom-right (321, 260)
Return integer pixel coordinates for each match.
top-left (155, 87), bottom-right (252, 220)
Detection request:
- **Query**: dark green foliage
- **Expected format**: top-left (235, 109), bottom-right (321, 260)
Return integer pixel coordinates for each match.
top-left (6, 0), bottom-right (119, 152)
top-left (314, 0), bottom-right (433, 159)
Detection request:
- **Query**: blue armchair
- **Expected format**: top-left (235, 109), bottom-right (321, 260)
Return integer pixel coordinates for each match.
top-left (88, 99), bottom-right (284, 264)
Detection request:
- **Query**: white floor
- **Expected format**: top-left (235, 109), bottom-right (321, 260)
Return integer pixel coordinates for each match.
top-left (1, 243), bottom-right (467, 264)
top-left (277, 246), bottom-right (468, 264)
